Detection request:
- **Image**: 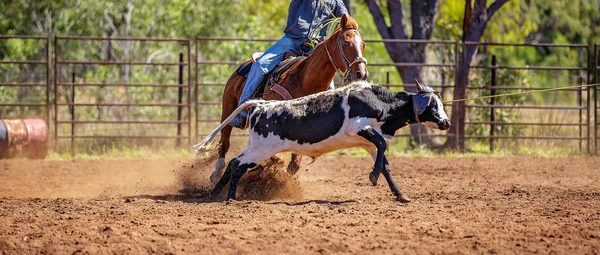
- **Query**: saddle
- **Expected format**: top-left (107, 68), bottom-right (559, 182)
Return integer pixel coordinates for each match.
top-left (235, 51), bottom-right (306, 100)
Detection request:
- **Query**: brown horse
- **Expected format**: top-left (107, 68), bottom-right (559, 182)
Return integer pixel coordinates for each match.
top-left (213, 14), bottom-right (368, 181)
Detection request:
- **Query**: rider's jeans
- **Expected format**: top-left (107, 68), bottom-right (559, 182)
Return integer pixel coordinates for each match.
top-left (238, 35), bottom-right (305, 107)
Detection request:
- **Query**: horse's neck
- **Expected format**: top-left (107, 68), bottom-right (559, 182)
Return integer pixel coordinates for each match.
top-left (288, 41), bottom-right (337, 96)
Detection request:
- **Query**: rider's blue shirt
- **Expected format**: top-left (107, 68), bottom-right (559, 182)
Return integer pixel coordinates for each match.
top-left (284, 0), bottom-right (348, 42)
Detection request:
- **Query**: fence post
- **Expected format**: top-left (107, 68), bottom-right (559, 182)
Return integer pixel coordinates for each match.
top-left (177, 53), bottom-right (184, 148)
top-left (45, 36), bottom-right (51, 138)
top-left (194, 39), bottom-right (199, 142)
top-left (454, 41), bottom-right (460, 150)
top-left (386, 72), bottom-right (390, 90)
top-left (490, 55), bottom-right (497, 152)
top-left (592, 44), bottom-right (598, 155)
top-left (187, 41), bottom-right (192, 146)
top-left (53, 37), bottom-right (59, 150)
top-left (586, 77), bottom-right (591, 154)
top-left (71, 72), bottom-right (76, 155)
top-left (578, 76), bottom-right (584, 152)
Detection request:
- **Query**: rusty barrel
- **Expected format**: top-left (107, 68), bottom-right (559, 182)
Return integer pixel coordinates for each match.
top-left (0, 119), bottom-right (48, 159)
top-left (0, 120), bottom-right (8, 158)
top-left (23, 119), bottom-right (48, 159)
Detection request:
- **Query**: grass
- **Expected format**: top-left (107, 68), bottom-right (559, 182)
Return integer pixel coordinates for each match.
top-left (46, 147), bottom-right (195, 160)
top-left (43, 139), bottom-right (591, 161)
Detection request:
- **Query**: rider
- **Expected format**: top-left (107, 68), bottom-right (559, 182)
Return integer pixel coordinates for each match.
top-left (229, 0), bottom-right (349, 129)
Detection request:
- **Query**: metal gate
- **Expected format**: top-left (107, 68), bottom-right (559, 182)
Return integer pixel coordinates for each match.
top-left (54, 36), bottom-right (192, 151)
top-left (0, 35), bottom-right (50, 123)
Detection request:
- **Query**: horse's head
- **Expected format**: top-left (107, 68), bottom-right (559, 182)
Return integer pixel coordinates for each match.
top-left (328, 14), bottom-right (368, 84)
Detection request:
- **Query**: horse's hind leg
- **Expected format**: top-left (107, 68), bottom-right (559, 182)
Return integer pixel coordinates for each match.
top-left (211, 124), bottom-right (233, 184)
top-left (287, 153), bottom-right (302, 175)
top-left (211, 75), bottom-right (242, 184)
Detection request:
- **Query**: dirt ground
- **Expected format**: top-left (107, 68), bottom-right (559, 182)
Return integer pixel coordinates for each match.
top-left (1, 155), bottom-right (599, 254)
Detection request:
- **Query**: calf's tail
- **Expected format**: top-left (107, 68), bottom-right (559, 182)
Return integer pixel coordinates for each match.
top-left (193, 102), bottom-right (255, 155)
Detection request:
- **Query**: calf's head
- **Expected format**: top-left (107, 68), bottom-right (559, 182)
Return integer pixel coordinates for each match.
top-left (409, 80), bottom-right (451, 130)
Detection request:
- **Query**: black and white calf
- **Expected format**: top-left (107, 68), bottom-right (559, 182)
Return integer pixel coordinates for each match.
top-left (194, 80), bottom-right (450, 202)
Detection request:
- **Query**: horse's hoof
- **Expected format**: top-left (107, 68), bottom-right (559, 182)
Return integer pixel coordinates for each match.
top-left (210, 158), bottom-right (226, 184)
top-left (396, 195), bottom-right (411, 203)
top-left (210, 171), bottom-right (223, 185)
top-left (369, 172), bottom-right (378, 186)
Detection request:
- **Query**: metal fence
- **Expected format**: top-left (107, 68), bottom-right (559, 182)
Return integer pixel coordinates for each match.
top-left (463, 42), bottom-right (592, 153)
top-left (0, 35), bottom-right (50, 124)
top-left (194, 37), bottom-right (597, 154)
top-left (53, 36), bottom-right (192, 151)
top-left (1, 35), bottom-right (599, 154)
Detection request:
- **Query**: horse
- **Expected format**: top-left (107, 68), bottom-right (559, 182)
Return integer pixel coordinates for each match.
top-left (212, 13), bottom-right (368, 182)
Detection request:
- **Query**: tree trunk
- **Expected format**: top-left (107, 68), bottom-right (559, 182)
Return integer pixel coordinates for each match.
top-left (364, 0), bottom-right (441, 147)
top-left (444, 0), bottom-right (509, 150)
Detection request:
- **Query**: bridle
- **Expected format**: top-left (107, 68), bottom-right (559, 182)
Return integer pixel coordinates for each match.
top-left (325, 28), bottom-right (368, 81)
top-left (412, 91), bottom-right (442, 123)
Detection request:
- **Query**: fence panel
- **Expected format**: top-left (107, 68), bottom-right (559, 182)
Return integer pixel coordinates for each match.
top-left (193, 37), bottom-right (459, 148)
top-left (464, 42), bottom-right (591, 154)
top-left (3, 34), bottom-right (597, 154)
top-left (0, 36), bottom-right (50, 124)
top-left (195, 37), bottom-right (596, 154)
top-left (54, 36), bottom-right (192, 152)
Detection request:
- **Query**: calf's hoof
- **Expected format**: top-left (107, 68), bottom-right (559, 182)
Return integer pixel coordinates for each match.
top-left (396, 195), bottom-right (411, 203)
top-left (369, 172), bottom-right (378, 186)
top-left (286, 162), bottom-right (300, 175)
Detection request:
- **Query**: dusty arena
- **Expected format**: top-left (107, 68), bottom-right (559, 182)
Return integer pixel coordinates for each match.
top-left (1, 155), bottom-right (599, 254)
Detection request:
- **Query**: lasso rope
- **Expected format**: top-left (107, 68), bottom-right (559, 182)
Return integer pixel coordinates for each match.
top-left (443, 83), bottom-right (600, 104)
top-left (306, 0), bottom-right (342, 48)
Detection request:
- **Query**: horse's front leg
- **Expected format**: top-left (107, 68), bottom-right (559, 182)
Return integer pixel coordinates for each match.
top-left (287, 153), bottom-right (302, 175)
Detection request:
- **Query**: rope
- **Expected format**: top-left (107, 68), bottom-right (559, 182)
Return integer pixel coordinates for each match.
top-left (307, 0), bottom-right (342, 47)
top-left (443, 83), bottom-right (600, 104)
top-left (319, 0), bottom-right (337, 18)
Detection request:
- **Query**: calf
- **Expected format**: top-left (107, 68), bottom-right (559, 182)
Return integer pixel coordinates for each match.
top-left (194, 80), bottom-right (451, 202)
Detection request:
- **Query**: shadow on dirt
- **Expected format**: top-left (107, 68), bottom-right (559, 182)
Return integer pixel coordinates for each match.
top-left (265, 200), bottom-right (360, 206)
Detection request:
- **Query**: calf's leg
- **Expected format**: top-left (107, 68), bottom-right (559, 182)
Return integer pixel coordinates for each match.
top-left (380, 156), bottom-right (411, 203)
top-left (213, 141), bottom-right (280, 200)
top-left (358, 127), bottom-right (410, 202)
top-left (357, 127), bottom-right (386, 186)
top-left (210, 161), bottom-right (233, 197)
top-left (287, 153), bottom-right (302, 175)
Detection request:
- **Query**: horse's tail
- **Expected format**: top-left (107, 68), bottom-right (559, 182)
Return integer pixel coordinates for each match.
top-left (193, 102), bottom-right (255, 155)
